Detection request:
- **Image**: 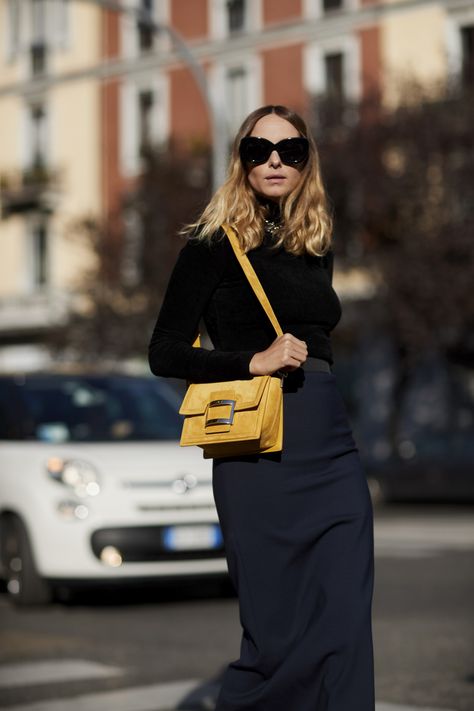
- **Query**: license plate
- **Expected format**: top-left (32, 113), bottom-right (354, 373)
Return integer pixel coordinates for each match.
top-left (162, 524), bottom-right (222, 551)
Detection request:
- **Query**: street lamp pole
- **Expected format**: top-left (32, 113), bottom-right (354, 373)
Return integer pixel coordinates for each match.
top-left (82, 0), bottom-right (228, 191)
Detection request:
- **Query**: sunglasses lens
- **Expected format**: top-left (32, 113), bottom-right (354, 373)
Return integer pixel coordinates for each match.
top-left (277, 139), bottom-right (309, 164)
top-left (240, 138), bottom-right (271, 165)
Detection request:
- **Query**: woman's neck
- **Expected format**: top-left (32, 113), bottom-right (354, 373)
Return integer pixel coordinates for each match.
top-left (257, 196), bottom-right (282, 221)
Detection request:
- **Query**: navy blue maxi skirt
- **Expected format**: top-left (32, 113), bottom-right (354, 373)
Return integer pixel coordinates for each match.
top-left (212, 366), bottom-right (375, 711)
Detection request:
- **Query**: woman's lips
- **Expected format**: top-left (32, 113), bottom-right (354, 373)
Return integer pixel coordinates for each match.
top-left (265, 175), bottom-right (286, 181)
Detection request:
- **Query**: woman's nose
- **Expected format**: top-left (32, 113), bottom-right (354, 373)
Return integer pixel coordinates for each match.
top-left (268, 150), bottom-right (282, 167)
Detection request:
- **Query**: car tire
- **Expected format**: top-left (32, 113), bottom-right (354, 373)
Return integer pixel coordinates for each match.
top-left (1, 514), bottom-right (53, 606)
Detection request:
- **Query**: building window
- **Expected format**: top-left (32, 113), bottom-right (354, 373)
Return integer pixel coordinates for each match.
top-left (137, 0), bottom-right (154, 52)
top-left (31, 0), bottom-right (48, 75)
top-left (461, 25), bottom-right (474, 86)
top-left (138, 89), bottom-right (155, 156)
top-left (32, 221), bottom-right (48, 287)
top-left (304, 38), bottom-right (360, 128)
top-left (120, 77), bottom-right (168, 178)
top-left (316, 51), bottom-right (347, 127)
top-left (227, 0), bottom-right (246, 34)
top-left (8, 0), bottom-right (70, 64)
top-left (31, 44), bottom-right (47, 75)
top-left (322, 0), bottom-right (343, 12)
top-left (324, 52), bottom-right (344, 101)
top-left (29, 103), bottom-right (48, 170)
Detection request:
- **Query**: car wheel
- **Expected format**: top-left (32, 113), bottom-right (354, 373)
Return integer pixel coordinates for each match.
top-left (1, 515), bottom-right (52, 606)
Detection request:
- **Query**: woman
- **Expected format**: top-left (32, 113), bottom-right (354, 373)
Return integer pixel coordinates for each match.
top-left (148, 105), bottom-right (375, 711)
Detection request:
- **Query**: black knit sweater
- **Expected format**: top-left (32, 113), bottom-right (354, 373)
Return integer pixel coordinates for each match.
top-left (148, 226), bottom-right (342, 383)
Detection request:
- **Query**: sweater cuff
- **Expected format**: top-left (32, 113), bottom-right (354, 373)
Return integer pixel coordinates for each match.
top-left (234, 350), bottom-right (260, 379)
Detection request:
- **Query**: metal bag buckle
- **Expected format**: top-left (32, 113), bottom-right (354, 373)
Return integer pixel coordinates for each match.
top-left (205, 398), bottom-right (236, 426)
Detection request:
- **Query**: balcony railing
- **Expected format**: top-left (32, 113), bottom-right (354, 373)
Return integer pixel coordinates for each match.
top-left (0, 289), bottom-right (71, 337)
top-left (0, 165), bottom-right (60, 218)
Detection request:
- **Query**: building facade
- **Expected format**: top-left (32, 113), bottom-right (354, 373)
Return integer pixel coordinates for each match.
top-left (0, 0), bottom-right (473, 368)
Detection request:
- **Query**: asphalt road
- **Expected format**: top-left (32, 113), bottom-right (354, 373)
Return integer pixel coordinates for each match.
top-left (0, 503), bottom-right (473, 711)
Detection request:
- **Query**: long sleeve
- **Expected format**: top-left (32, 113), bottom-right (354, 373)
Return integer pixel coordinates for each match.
top-left (148, 236), bottom-right (259, 383)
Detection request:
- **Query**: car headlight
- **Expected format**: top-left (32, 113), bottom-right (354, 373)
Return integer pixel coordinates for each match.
top-left (46, 457), bottom-right (101, 497)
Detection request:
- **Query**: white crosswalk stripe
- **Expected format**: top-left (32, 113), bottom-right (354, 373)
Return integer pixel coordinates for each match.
top-left (0, 677), bottom-right (200, 711)
top-left (373, 514), bottom-right (474, 557)
top-left (0, 659), bottom-right (122, 688)
top-left (0, 659), bottom-right (457, 711)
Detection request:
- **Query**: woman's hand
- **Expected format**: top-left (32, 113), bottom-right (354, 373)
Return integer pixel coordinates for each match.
top-left (249, 333), bottom-right (308, 376)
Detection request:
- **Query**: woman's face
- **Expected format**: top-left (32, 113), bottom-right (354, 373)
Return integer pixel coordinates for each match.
top-left (245, 114), bottom-right (305, 202)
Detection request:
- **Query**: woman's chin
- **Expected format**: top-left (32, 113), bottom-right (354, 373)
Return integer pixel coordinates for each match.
top-left (257, 187), bottom-right (291, 201)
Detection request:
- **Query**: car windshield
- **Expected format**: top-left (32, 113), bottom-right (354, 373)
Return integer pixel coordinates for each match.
top-left (0, 374), bottom-right (183, 443)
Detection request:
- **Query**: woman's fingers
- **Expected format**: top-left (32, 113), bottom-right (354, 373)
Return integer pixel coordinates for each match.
top-left (277, 333), bottom-right (308, 365)
top-left (274, 334), bottom-right (308, 365)
top-left (249, 333), bottom-right (308, 375)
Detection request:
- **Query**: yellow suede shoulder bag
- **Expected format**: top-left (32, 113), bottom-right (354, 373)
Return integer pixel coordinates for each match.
top-left (178, 223), bottom-right (285, 460)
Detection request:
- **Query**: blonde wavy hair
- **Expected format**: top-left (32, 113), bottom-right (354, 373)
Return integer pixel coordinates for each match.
top-left (182, 105), bottom-right (333, 257)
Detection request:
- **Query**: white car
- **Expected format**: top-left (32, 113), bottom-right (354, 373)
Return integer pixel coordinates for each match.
top-left (0, 371), bottom-right (227, 606)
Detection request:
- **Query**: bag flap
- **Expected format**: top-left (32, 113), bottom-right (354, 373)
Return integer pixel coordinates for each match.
top-left (179, 376), bottom-right (269, 416)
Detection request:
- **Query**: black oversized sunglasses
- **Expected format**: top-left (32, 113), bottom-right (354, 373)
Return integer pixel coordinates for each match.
top-left (239, 136), bottom-right (309, 167)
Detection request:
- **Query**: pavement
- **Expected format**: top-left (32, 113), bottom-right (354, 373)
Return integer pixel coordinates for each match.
top-left (0, 658), bottom-right (458, 711)
top-left (0, 506), bottom-right (472, 711)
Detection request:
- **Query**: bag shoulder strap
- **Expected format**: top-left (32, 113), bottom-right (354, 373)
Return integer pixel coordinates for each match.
top-left (192, 224), bottom-right (283, 348)
top-left (222, 223), bottom-right (283, 337)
